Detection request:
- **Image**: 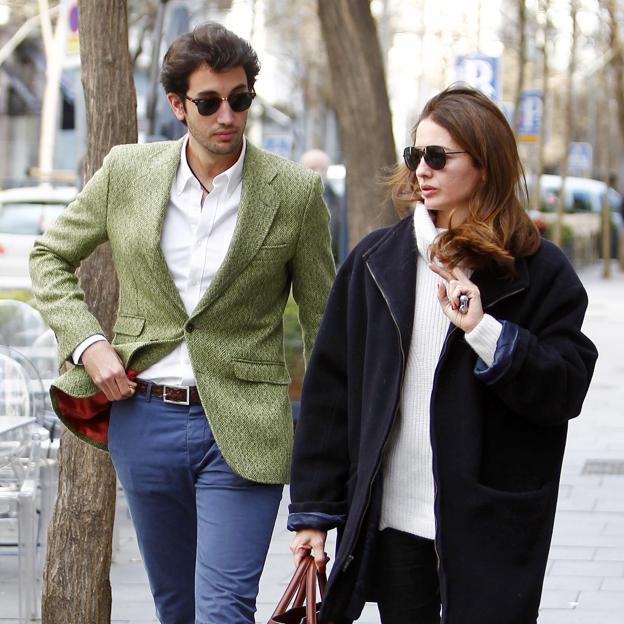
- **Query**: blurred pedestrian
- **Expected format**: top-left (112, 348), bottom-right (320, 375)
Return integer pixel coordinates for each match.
top-left (287, 85), bottom-right (598, 624)
top-left (301, 148), bottom-right (342, 263)
top-left (30, 22), bottom-right (334, 624)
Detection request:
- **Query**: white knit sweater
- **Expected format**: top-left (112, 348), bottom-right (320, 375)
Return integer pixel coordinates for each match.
top-left (379, 204), bottom-right (501, 539)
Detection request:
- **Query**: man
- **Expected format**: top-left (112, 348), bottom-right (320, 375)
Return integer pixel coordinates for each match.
top-left (30, 22), bottom-right (335, 624)
top-left (301, 148), bottom-right (344, 264)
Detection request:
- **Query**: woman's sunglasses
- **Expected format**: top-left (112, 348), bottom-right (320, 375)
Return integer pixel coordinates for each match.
top-left (403, 145), bottom-right (468, 171)
top-left (184, 91), bottom-right (256, 116)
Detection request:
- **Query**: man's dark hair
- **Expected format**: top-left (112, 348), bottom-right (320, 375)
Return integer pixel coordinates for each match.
top-left (160, 22), bottom-right (260, 95)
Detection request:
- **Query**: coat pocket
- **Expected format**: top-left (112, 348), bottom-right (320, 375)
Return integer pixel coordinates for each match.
top-left (232, 359), bottom-right (291, 385)
top-left (466, 479), bottom-right (554, 558)
top-left (112, 315), bottom-right (146, 337)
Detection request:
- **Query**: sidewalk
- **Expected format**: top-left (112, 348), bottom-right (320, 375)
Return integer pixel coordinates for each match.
top-left (1, 261), bottom-right (623, 623)
top-left (538, 261), bottom-right (624, 624)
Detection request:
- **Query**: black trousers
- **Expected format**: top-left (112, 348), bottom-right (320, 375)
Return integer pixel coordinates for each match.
top-left (373, 528), bottom-right (441, 624)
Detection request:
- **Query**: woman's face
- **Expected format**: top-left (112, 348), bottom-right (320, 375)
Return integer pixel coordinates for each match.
top-left (414, 117), bottom-right (484, 228)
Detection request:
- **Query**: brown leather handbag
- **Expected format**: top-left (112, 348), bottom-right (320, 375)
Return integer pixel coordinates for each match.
top-left (268, 554), bottom-right (327, 623)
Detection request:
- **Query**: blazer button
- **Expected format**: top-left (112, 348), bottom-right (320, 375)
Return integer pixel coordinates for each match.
top-left (187, 323), bottom-right (195, 332)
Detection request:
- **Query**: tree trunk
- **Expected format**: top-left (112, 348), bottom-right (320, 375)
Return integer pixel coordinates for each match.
top-left (512, 0), bottom-right (527, 135)
top-left (41, 2), bottom-right (137, 623)
top-left (317, 0), bottom-right (397, 249)
top-left (554, 0), bottom-right (577, 248)
top-left (606, 0), bottom-right (624, 152)
top-left (533, 0), bottom-right (551, 213)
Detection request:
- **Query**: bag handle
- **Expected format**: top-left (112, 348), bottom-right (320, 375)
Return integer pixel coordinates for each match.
top-left (306, 557), bottom-right (318, 623)
top-left (268, 554), bottom-right (327, 623)
top-left (270, 556), bottom-right (312, 617)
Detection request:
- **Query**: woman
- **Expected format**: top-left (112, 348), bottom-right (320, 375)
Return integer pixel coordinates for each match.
top-left (287, 86), bottom-right (598, 624)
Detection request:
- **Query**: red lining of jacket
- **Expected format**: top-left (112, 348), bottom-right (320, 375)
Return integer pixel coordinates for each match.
top-left (52, 370), bottom-right (139, 446)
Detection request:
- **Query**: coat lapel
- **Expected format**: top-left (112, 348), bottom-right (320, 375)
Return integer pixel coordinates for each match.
top-left (365, 216), bottom-right (417, 355)
top-left (473, 256), bottom-right (530, 310)
top-left (135, 138), bottom-right (187, 316)
top-left (191, 143), bottom-right (281, 316)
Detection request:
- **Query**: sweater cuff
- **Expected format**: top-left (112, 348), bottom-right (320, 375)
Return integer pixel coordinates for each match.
top-left (287, 512), bottom-right (346, 532)
top-left (465, 314), bottom-right (502, 367)
top-left (474, 321), bottom-right (520, 384)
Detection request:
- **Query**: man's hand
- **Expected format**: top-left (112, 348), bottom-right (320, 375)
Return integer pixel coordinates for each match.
top-left (290, 528), bottom-right (329, 572)
top-left (81, 341), bottom-right (137, 401)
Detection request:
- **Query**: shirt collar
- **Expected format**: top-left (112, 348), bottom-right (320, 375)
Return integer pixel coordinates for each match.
top-left (175, 134), bottom-right (247, 197)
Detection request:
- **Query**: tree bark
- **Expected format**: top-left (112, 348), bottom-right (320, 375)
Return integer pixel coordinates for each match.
top-left (41, 2), bottom-right (137, 622)
top-left (317, 0), bottom-right (397, 249)
top-left (512, 0), bottom-right (528, 135)
top-left (554, 0), bottom-right (577, 248)
top-left (533, 0), bottom-right (551, 212)
top-left (606, 0), bottom-right (624, 149)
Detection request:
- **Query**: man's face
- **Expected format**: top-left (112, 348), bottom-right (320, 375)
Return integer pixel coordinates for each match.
top-left (167, 64), bottom-right (250, 160)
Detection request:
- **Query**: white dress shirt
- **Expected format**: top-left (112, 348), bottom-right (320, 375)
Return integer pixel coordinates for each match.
top-left (73, 135), bottom-right (246, 386)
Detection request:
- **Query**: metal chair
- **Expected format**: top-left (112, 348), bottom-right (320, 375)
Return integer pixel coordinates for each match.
top-left (0, 353), bottom-right (41, 623)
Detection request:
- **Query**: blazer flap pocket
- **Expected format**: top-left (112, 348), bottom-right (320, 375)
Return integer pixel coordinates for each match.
top-left (113, 315), bottom-right (146, 337)
top-left (253, 243), bottom-right (290, 262)
top-left (232, 359), bottom-right (291, 384)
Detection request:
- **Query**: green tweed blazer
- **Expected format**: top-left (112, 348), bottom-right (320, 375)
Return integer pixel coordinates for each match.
top-left (29, 139), bottom-right (335, 484)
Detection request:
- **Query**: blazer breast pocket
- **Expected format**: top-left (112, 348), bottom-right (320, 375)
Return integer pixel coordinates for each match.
top-left (252, 243), bottom-right (291, 263)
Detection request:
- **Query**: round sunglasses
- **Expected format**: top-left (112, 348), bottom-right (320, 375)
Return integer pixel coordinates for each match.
top-left (403, 145), bottom-right (468, 171)
top-left (184, 91), bottom-right (256, 116)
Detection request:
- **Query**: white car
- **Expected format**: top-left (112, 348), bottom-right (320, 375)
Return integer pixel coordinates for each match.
top-left (538, 174), bottom-right (622, 226)
top-left (529, 174), bottom-right (622, 259)
top-left (0, 185), bottom-right (77, 290)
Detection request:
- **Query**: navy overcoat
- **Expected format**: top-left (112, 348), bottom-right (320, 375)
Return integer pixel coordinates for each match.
top-left (289, 214), bottom-right (598, 623)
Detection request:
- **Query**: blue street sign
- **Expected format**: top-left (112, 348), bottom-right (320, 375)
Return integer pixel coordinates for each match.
top-left (518, 90), bottom-right (543, 142)
top-left (568, 142), bottom-right (592, 177)
top-left (454, 54), bottom-right (501, 101)
top-left (262, 135), bottom-right (292, 159)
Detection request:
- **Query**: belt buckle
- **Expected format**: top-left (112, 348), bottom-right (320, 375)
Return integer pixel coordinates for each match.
top-left (162, 385), bottom-right (190, 405)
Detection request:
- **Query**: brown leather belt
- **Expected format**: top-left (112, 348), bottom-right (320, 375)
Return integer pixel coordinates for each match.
top-left (135, 379), bottom-right (201, 405)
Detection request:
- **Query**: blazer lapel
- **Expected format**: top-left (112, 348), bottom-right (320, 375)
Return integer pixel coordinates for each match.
top-left (192, 143), bottom-right (281, 315)
top-left (135, 138), bottom-right (187, 316)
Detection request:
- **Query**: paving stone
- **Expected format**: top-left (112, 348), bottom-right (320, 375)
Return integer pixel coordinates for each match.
top-left (601, 577), bottom-right (624, 591)
top-left (594, 547), bottom-right (624, 561)
top-left (549, 560), bottom-right (624, 578)
top-left (595, 500), bottom-right (624, 512)
top-left (543, 576), bottom-right (602, 591)
top-left (577, 589), bottom-right (624, 609)
top-left (548, 546), bottom-right (595, 561)
top-left (539, 589), bottom-right (579, 609)
top-left (538, 610), bottom-right (624, 624)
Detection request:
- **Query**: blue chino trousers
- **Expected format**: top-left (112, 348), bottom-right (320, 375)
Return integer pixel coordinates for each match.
top-left (108, 388), bottom-right (283, 624)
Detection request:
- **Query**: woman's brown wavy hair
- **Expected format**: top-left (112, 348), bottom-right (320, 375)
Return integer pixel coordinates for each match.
top-left (389, 85), bottom-right (540, 276)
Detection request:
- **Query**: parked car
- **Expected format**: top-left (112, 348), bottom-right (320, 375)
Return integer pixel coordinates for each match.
top-left (538, 174), bottom-right (622, 221)
top-left (530, 174), bottom-right (622, 259)
top-left (0, 185), bottom-right (77, 290)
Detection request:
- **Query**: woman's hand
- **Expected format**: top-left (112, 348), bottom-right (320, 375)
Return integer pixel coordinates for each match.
top-left (290, 528), bottom-right (328, 572)
top-left (428, 263), bottom-right (484, 333)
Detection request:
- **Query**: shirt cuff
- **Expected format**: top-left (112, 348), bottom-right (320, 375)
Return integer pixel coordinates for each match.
top-left (464, 314), bottom-right (503, 367)
top-left (72, 334), bottom-right (107, 365)
top-left (287, 512), bottom-right (346, 532)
